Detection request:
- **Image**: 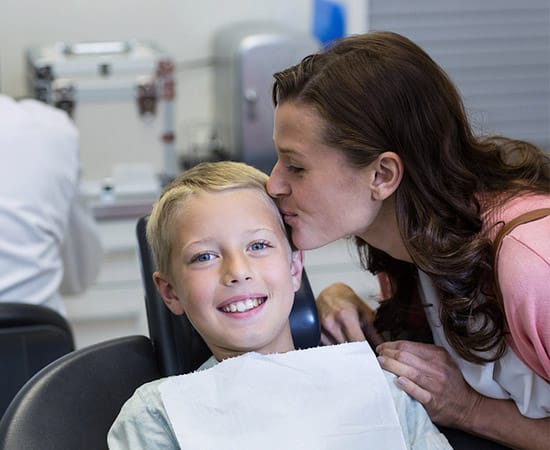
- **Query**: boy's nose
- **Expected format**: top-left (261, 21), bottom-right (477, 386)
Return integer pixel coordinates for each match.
top-left (222, 255), bottom-right (253, 285)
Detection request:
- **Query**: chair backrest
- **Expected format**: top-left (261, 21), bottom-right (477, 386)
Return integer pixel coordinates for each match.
top-left (0, 335), bottom-right (160, 450)
top-left (136, 215), bottom-right (321, 377)
top-left (0, 302), bottom-right (75, 417)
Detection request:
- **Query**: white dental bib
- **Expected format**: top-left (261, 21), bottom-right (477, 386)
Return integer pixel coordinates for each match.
top-left (159, 342), bottom-right (407, 450)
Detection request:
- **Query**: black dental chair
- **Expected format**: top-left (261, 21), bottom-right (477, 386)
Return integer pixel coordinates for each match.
top-left (0, 302), bottom-right (75, 418)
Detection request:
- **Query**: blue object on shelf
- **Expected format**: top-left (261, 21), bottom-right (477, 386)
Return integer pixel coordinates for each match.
top-left (313, 0), bottom-right (346, 48)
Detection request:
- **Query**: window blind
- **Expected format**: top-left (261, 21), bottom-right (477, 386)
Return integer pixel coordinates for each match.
top-left (368, 0), bottom-right (550, 151)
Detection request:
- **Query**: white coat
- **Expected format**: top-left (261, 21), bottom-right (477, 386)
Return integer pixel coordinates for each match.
top-left (0, 94), bottom-right (102, 315)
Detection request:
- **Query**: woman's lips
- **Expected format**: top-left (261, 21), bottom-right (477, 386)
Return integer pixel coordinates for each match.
top-left (280, 210), bottom-right (297, 225)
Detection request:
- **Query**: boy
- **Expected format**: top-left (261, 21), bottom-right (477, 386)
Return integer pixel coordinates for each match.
top-left (108, 161), bottom-right (450, 449)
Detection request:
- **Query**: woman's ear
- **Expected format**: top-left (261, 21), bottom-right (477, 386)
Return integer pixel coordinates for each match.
top-left (153, 271), bottom-right (185, 316)
top-left (290, 250), bottom-right (305, 292)
top-left (370, 151), bottom-right (403, 201)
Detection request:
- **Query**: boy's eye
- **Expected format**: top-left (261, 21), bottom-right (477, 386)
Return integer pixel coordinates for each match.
top-left (192, 252), bottom-right (215, 263)
top-left (249, 241), bottom-right (271, 251)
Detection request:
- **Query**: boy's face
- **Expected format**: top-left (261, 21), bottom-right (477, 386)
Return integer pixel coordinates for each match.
top-left (154, 188), bottom-right (303, 362)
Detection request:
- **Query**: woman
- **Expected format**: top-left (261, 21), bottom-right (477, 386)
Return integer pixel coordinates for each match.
top-left (267, 31), bottom-right (549, 449)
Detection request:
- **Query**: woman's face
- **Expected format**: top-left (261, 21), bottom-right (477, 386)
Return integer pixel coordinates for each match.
top-left (268, 102), bottom-right (382, 250)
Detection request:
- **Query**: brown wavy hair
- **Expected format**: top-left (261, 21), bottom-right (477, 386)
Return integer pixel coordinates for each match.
top-left (272, 31), bottom-right (550, 363)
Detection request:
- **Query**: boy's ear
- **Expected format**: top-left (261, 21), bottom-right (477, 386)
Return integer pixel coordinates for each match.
top-left (370, 151), bottom-right (403, 201)
top-left (290, 250), bottom-right (305, 292)
top-left (153, 271), bottom-right (185, 316)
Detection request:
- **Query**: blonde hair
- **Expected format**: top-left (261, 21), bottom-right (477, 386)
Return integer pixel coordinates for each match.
top-left (146, 161), bottom-right (280, 275)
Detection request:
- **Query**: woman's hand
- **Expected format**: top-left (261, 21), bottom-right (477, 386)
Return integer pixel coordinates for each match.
top-left (376, 340), bottom-right (482, 428)
top-left (316, 282), bottom-right (384, 348)
top-left (377, 340), bottom-right (550, 449)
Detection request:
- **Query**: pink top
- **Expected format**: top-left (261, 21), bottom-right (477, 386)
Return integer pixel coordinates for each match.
top-left (485, 194), bottom-right (550, 381)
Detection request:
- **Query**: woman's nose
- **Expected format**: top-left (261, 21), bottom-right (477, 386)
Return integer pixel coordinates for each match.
top-left (222, 255), bottom-right (253, 285)
top-left (267, 161), bottom-right (289, 198)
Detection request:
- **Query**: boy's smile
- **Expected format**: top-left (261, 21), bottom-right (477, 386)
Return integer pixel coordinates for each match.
top-left (219, 295), bottom-right (267, 314)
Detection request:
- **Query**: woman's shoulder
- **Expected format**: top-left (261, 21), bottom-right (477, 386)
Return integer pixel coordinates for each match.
top-left (495, 195), bottom-right (550, 267)
top-left (495, 195), bottom-right (549, 309)
top-left (502, 194), bottom-right (550, 220)
top-left (483, 193), bottom-right (550, 240)
top-left (495, 209), bottom-right (550, 381)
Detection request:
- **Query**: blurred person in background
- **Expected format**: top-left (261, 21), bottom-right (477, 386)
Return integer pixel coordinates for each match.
top-left (0, 94), bottom-right (102, 316)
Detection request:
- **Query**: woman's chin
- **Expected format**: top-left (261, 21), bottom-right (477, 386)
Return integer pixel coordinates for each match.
top-left (292, 232), bottom-right (330, 251)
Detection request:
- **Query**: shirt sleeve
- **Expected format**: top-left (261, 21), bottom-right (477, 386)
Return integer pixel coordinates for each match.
top-left (108, 381), bottom-right (180, 450)
top-left (497, 217), bottom-right (550, 381)
top-left (59, 195), bottom-right (103, 295)
top-left (383, 371), bottom-right (452, 450)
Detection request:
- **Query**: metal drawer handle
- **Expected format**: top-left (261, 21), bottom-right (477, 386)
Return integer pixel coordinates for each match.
top-left (63, 41), bottom-right (131, 56)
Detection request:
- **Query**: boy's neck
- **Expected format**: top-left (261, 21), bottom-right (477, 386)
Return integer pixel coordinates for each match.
top-left (212, 344), bottom-right (297, 364)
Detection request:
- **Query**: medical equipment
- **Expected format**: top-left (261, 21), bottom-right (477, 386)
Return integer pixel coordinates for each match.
top-left (26, 40), bottom-right (177, 182)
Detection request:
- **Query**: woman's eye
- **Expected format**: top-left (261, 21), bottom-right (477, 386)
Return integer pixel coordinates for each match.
top-left (287, 165), bottom-right (304, 174)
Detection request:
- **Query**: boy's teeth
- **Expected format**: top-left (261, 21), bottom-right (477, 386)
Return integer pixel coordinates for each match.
top-left (222, 297), bottom-right (264, 313)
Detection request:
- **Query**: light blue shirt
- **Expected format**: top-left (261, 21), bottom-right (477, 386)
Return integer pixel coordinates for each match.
top-left (108, 356), bottom-right (451, 450)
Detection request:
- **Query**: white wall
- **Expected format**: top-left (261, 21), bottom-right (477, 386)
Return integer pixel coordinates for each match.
top-left (0, 0), bottom-right (323, 181)
top-left (0, 0), bottom-right (313, 119)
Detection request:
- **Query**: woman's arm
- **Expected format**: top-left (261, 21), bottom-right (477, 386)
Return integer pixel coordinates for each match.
top-left (316, 282), bottom-right (384, 347)
top-left (377, 340), bottom-right (550, 450)
top-left (469, 396), bottom-right (550, 450)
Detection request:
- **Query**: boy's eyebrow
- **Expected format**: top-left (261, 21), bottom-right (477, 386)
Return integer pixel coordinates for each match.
top-left (244, 227), bottom-right (286, 238)
top-left (178, 236), bottom-right (215, 254)
top-left (182, 238), bottom-right (212, 249)
top-left (183, 228), bottom-right (282, 250)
